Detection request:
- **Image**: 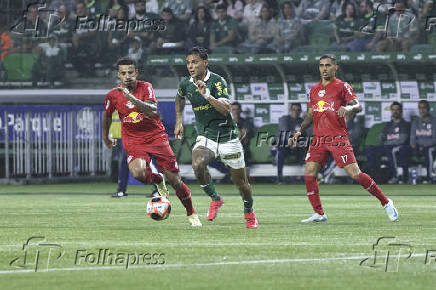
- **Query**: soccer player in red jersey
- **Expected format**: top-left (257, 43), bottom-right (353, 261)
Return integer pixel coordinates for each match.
top-left (102, 57), bottom-right (201, 226)
top-left (290, 55), bottom-right (399, 223)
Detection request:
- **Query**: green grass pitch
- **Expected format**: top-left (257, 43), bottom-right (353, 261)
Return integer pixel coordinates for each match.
top-left (1, 183), bottom-right (436, 290)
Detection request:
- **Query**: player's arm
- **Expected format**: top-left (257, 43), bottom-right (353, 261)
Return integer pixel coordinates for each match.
top-left (289, 108), bottom-right (313, 147)
top-left (175, 93), bottom-right (186, 139)
top-left (102, 111), bottom-right (116, 148)
top-left (337, 99), bottom-right (362, 118)
top-left (116, 87), bottom-right (158, 118)
top-left (195, 80), bottom-right (230, 116)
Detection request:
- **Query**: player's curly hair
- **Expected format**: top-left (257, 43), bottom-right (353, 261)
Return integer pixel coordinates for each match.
top-left (186, 46), bottom-right (208, 60)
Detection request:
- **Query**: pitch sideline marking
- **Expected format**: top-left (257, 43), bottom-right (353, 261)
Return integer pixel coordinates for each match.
top-left (0, 253), bottom-right (427, 275)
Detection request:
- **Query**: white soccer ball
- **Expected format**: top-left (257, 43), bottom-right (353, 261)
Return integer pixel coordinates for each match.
top-left (146, 196), bottom-right (171, 221)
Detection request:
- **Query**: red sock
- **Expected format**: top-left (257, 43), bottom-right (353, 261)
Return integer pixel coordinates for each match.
top-left (356, 172), bottom-right (389, 206)
top-left (175, 182), bottom-right (194, 216)
top-left (305, 176), bottom-right (324, 215)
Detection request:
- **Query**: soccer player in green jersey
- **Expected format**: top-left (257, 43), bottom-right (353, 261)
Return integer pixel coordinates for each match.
top-left (174, 47), bottom-right (258, 229)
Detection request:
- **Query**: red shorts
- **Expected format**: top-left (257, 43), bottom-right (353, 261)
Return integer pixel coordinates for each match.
top-left (305, 137), bottom-right (356, 168)
top-left (125, 137), bottom-right (179, 173)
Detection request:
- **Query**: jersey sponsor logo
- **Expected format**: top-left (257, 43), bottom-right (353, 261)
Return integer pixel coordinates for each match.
top-left (313, 100), bottom-right (335, 113)
top-left (215, 82), bottom-right (223, 96)
top-left (318, 89), bottom-right (326, 97)
top-left (123, 112), bottom-right (144, 123)
top-left (126, 101), bottom-right (135, 109)
top-left (193, 104), bottom-right (212, 111)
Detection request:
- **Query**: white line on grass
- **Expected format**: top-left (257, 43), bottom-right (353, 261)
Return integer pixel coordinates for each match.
top-left (0, 254), bottom-right (427, 275)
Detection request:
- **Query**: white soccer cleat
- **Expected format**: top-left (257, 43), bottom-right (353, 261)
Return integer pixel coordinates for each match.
top-left (384, 199), bottom-right (399, 222)
top-left (301, 212), bottom-right (328, 223)
top-left (188, 213), bottom-right (202, 227)
top-left (156, 173), bottom-right (169, 198)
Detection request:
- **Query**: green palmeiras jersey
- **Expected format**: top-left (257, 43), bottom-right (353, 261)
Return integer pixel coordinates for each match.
top-left (178, 70), bottom-right (238, 143)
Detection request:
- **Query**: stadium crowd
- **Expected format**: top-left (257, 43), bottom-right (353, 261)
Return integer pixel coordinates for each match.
top-left (0, 0), bottom-right (435, 80)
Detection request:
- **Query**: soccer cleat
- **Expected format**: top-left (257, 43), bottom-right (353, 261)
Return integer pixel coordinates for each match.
top-left (244, 211), bottom-right (258, 229)
top-left (188, 213), bottom-right (202, 227)
top-left (384, 199), bottom-right (399, 221)
top-left (148, 189), bottom-right (160, 198)
top-left (301, 212), bottom-right (328, 223)
top-left (206, 196), bottom-right (224, 221)
top-left (112, 192), bottom-right (128, 198)
top-left (156, 173), bottom-right (169, 198)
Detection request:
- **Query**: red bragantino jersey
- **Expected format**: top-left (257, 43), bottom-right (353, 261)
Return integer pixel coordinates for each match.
top-left (105, 81), bottom-right (166, 150)
top-left (309, 78), bottom-right (357, 138)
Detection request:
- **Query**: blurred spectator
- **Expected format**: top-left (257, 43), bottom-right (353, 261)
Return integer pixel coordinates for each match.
top-left (187, 6), bottom-right (212, 49)
top-left (331, 2), bottom-right (359, 49)
top-left (107, 8), bottom-right (129, 61)
top-left (261, 0), bottom-right (280, 16)
top-left (49, 0), bottom-right (77, 12)
top-left (242, 5), bottom-right (278, 53)
top-left (347, 0), bottom-right (382, 52)
top-left (276, 1), bottom-right (303, 52)
top-left (408, 0), bottom-right (433, 21)
top-left (226, 0), bottom-right (244, 21)
top-left (365, 102), bottom-right (411, 184)
top-left (210, 4), bottom-right (237, 52)
top-left (0, 25), bottom-right (12, 62)
top-left (127, 36), bottom-right (146, 75)
top-left (242, 0), bottom-right (263, 25)
top-left (296, 0), bottom-right (331, 22)
top-left (376, 0), bottom-right (418, 52)
top-left (330, 0), bottom-right (359, 21)
top-left (32, 35), bottom-right (64, 87)
top-left (146, 0), bottom-right (159, 14)
top-left (411, 100), bottom-right (436, 183)
top-left (154, 8), bottom-right (185, 54)
top-left (71, 1), bottom-right (98, 76)
top-left (231, 102), bottom-right (255, 165)
top-left (274, 103), bottom-right (305, 183)
top-left (83, 0), bottom-right (102, 17)
top-left (127, 0), bottom-right (158, 52)
top-left (106, 0), bottom-right (128, 14)
top-left (163, 0), bottom-right (193, 22)
top-left (49, 5), bottom-right (75, 44)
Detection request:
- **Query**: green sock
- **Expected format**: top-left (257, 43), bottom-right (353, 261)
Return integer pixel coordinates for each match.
top-left (200, 181), bottom-right (221, 201)
top-left (243, 198), bottom-right (253, 213)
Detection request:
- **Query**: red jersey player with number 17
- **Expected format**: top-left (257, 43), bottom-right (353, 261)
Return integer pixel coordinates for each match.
top-left (102, 57), bottom-right (201, 226)
top-left (290, 55), bottom-right (399, 223)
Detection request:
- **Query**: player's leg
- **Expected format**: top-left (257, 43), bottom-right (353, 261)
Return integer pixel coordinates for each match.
top-left (113, 140), bottom-right (129, 198)
top-left (128, 158), bottom-right (163, 185)
top-left (301, 144), bottom-right (329, 223)
top-left (343, 162), bottom-right (398, 221)
top-left (148, 139), bottom-right (201, 226)
top-left (192, 142), bottom-right (222, 204)
top-left (230, 167), bottom-right (258, 229)
top-left (301, 161), bottom-right (328, 223)
top-left (219, 138), bottom-right (257, 228)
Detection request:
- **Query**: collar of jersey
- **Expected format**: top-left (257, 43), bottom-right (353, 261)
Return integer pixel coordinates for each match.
top-left (190, 70), bottom-right (211, 83)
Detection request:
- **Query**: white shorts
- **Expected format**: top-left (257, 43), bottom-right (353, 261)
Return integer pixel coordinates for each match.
top-left (192, 136), bottom-right (245, 169)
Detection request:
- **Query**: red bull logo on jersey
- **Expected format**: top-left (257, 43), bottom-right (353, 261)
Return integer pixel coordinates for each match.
top-left (313, 100), bottom-right (335, 113)
top-left (123, 112), bottom-right (144, 124)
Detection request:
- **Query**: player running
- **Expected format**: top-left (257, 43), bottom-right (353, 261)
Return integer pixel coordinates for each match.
top-left (290, 55), bottom-right (399, 223)
top-left (174, 47), bottom-right (258, 229)
top-left (102, 57), bottom-right (201, 227)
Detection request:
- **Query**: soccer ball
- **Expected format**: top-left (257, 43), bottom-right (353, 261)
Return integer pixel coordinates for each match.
top-left (146, 196), bottom-right (171, 221)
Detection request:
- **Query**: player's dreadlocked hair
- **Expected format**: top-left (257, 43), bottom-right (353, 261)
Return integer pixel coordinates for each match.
top-left (116, 57), bottom-right (137, 69)
top-left (187, 46), bottom-right (208, 60)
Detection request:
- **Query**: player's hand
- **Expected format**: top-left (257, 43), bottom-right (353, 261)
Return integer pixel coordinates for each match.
top-left (115, 87), bottom-right (130, 98)
top-left (195, 80), bottom-right (207, 95)
top-left (289, 131), bottom-right (301, 148)
top-left (174, 122), bottom-right (184, 139)
top-left (103, 136), bottom-right (117, 148)
top-left (337, 106), bottom-right (350, 118)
